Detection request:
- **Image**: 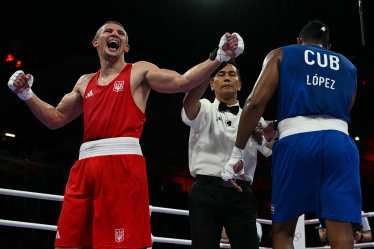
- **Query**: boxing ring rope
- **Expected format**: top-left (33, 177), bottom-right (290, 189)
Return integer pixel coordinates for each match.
top-left (304, 212), bottom-right (374, 225)
top-left (311, 245), bottom-right (374, 249)
top-left (0, 188), bottom-right (64, 201)
top-left (0, 188), bottom-right (373, 249)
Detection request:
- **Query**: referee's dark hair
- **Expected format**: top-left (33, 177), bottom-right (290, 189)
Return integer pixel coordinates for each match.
top-left (211, 58), bottom-right (241, 82)
top-left (299, 20), bottom-right (329, 49)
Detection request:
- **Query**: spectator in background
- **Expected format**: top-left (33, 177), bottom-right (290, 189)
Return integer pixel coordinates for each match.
top-left (353, 211), bottom-right (372, 244)
top-left (317, 211), bottom-right (371, 247)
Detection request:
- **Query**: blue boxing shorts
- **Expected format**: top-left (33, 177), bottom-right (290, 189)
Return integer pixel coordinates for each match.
top-left (271, 130), bottom-right (362, 224)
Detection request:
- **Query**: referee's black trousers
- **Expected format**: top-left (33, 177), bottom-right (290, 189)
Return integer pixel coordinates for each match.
top-left (189, 175), bottom-right (259, 249)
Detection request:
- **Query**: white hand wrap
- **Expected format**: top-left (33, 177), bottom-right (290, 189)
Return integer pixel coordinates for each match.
top-left (259, 119), bottom-right (269, 129)
top-left (251, 136), bottom-right (269, 150)
top-left (262, 120), bottom-right (279, 141)
top-left (216, 32), bottom-right (245, 63)
top-left (221, 146), bottom-right (245, 181)
top-left (251, 119), bottom-right (269, 149)
top-left (253, 119), bottom-right (279, 145)
top-left (238, 167), bottom-right (245, 178)
top-left (232, 32), bottom-right (244, 57)
top-left (8, 70), bottom-right (34, 101)
top-left (216, 34), bottom-right (231, 63)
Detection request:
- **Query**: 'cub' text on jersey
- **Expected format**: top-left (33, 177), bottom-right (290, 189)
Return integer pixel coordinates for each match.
top-left (278, 45), bottom-right (357, 123)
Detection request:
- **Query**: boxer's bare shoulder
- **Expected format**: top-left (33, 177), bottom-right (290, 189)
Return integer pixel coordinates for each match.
top-left (131, 61), bottom-right (158, 90)
top-left (73, 73), bottom-right (96, 97)
top-left (263, 48), bottom-right (283, 68)
top-left (130, 61), bottom-right (157, 113)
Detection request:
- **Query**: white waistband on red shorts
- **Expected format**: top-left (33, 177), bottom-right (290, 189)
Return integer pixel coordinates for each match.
top-left (79, 137), bottom-right (143, 160)
top-left (278, 115), bottom-right (349, 140)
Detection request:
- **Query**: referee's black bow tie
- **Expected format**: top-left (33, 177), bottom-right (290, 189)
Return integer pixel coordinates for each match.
top-left (218, 102), bottom-right (239, 115)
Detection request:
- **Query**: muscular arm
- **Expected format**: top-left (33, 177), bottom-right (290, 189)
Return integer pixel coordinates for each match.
top-left (143, 32), bottom-right (240, 93)
top-left (235, 49), bottom-right (282, 149)
top-left (23, 76), bottom-right (88, 129)
top-left (25, 90), bottom-right (83, 130)
top-left (183, 77), bottom-right (211, 120)
top-left (144, 59), bottom-right (221, 93)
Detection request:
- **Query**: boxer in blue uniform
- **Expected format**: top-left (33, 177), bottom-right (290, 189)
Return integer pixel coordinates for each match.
top-left (223, 20), bottom-right (361, 249)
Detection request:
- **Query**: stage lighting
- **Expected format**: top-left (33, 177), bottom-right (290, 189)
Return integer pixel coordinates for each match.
top-left (5, 54), bottom-right (14, 62)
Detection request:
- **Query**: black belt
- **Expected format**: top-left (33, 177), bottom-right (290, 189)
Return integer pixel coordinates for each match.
top-left (196, 174), bottom-right (251, 188)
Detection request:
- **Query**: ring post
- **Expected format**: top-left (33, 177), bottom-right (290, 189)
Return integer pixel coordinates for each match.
top-left (149, 205), bottom-right (153, 217)
top-left (293, 214), bottom-right (306, 249)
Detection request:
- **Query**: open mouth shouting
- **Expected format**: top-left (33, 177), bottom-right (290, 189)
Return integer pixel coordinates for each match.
top-left (107, 39), bottom-right (120, 52)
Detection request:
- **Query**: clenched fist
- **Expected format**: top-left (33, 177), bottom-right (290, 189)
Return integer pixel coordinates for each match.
top-left (8, 70), bottom-right (34, 100)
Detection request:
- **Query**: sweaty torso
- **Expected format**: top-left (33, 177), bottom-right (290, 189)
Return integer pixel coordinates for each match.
top-left (76, 62), bottom-right (151, 143)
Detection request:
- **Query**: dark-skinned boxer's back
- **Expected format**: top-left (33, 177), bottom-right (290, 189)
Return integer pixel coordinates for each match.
top-left (278, 44), bottom-right (356, 123)
top-left (55, 63), bottom-right (152, 249)
top-left (271, 45), bottom-right (361, 225)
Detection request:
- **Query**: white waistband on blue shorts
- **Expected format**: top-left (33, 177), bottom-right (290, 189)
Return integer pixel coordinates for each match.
top-left (278, 115), bottom-right (349, 140)
top-left (79, 137), bottom-right (143, 160)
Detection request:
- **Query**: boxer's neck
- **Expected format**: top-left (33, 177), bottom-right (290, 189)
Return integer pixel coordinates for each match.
top-left (99, 57), bottom-right (127, 79)
top-left (303, 41), bottom-right (323, 47)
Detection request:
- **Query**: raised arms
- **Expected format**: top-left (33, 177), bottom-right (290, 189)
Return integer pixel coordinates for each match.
top-left (25, 89), bottom-right (83, 130)
top-left (183, 77), bottom-right (212, 120)
top-left (8, 72), bottom-right (91, 129)
top-left (144, 59), bottom-right (220, 94)
top-left (143, 32), bottom-right (243, 94)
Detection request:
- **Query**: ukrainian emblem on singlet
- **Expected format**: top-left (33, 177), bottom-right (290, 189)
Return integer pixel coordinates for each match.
top-left (115, 228), bottom-right (124, 242)
top-left (113, 81), bottom-right (124, 92)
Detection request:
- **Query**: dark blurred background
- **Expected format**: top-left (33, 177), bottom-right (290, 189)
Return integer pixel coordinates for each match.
top-left (0, 0), bottom-right (373, 248)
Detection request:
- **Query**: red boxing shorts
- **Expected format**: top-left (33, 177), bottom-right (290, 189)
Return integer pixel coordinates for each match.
top-left (54, 137), bottom-right (152, 249)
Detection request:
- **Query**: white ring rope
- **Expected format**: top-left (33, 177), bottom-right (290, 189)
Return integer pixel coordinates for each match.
top-left (0, 188), bottom-right (268, 224)
top-left (0, 188), bottom-right (64, 201)
top-left (0, 219), bottom-right (271, 248)
top-left (150, 205), bottom-right (189, 216)
top-left (305, 212), bottom-right (374, 225)
top-left (0, 187), bottom-right (372, 249)
top-left (0, 219), bottom-right (57, 231)
top-left (309, 243), bottom-right (374, 248)
top-left (256, 218), bottom-right (272, 225)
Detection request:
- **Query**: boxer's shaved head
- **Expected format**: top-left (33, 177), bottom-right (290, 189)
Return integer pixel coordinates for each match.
top-left (95, 21), bottom-right (129, 44)
top-left (299, 20), bottom-right (329, 49)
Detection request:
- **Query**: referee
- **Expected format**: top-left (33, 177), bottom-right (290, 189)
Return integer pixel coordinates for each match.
top-left (181, 59), bottom-right (274, 249)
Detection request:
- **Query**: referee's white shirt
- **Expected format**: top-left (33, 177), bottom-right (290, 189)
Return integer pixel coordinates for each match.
top-left (181, 98), bottom-right (272, 183)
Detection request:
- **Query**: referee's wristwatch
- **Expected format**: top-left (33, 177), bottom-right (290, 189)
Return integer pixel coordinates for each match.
top-left (359, 233), bottom-right (364, 242)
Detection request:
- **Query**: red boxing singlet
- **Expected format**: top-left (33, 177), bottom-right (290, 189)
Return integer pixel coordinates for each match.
top-left (82, 63), bottom-right (146, 143)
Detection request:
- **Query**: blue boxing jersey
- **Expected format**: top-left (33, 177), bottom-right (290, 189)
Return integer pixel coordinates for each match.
top-left (278, 45), bottom-right (357, 123)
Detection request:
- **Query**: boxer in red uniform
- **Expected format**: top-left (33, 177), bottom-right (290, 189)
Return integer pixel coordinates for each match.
top-left (7, 21), bottom-right (244, 249)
